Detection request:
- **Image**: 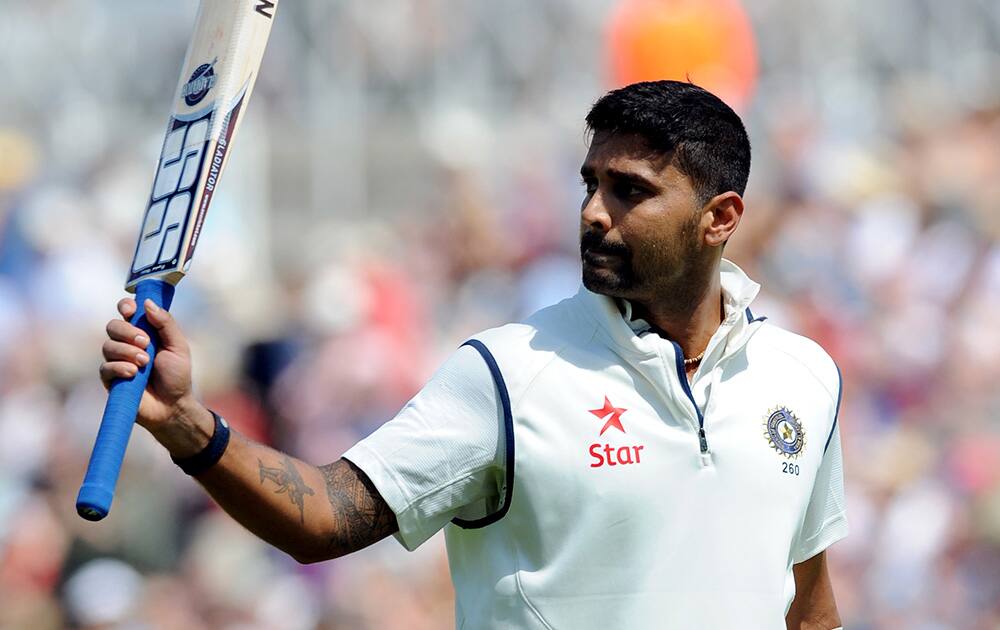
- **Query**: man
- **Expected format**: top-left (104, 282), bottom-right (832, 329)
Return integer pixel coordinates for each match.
top-left (100, 81), bottom-right (846, 629)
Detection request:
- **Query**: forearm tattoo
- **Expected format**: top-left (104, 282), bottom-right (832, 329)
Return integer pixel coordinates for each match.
top-left (258, 456), bottom-right (315, 524)
top-left (318, 458), bottom-right (398, 556)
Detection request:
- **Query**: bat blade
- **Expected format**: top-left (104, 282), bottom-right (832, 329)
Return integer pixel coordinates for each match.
top-left (128, 0), bottom-right (278, 288)
top-left (77, 0), bottom-right (279, 522)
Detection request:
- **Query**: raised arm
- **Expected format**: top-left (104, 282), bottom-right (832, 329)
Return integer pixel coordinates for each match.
top-left (99, 298), bottom-right (397, 563)
top-left (189, 423), bottom-right (397, 562)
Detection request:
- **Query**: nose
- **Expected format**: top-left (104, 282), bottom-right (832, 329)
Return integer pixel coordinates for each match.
top-left (581, 191), bottom-right (612, 233)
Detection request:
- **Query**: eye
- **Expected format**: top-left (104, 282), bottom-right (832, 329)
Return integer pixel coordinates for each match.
top-left (613, 182), bottom-right (647, 199)
top-left (581, 177), bottom-right (598, 195)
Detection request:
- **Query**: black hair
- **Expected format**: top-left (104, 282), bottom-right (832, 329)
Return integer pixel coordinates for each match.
top-left (585, 80), bottom-right (751, 204)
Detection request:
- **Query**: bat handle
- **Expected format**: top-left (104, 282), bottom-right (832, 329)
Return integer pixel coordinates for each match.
top-left (76, 279), bottom-right (176, 521)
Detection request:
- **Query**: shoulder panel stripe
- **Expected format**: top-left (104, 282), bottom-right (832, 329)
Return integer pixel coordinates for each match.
top-left (824, 363), bottom-right (843, 454)
top-left (452, 339), bottom-right (515, 529)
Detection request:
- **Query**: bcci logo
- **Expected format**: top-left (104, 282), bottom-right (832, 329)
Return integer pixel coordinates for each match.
top-left (763, 406), bottom-right (805, 459)
top-left (183, 59), bottom-right (217, 106)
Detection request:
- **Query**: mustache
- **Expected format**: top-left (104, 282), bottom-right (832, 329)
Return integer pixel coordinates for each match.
top-left (581, 231), bottom-right (630, 258)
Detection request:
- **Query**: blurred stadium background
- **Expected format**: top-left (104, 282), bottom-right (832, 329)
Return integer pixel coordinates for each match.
top-left (2, 0), bottom-right (1000, 628)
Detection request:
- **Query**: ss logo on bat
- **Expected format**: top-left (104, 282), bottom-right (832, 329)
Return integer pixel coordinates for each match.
top-left (130, 113), bottom-right (210, 278)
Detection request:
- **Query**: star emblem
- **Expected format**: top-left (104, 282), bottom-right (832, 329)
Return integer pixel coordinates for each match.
top-left (589, 396), bottom-right (628, 436)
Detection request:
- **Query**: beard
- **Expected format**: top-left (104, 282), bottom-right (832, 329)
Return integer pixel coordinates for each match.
top-left (580, 230), bottom-right (636, 295)
top-left (580, 217), bottom-right (704, 306)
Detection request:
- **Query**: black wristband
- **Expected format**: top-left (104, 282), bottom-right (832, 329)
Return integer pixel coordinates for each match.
top-left (171, 410), bottom-right (230, 476)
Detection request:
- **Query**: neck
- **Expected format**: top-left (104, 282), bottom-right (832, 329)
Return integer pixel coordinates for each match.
top-left (630, 264), bottom-right (724, 361)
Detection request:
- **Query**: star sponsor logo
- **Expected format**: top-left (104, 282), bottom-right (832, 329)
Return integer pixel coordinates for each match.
top-left (588, 396), bottom-right (645, 468)
top-left (763, 406), bottom-right (806, 459)
top-left (589, 396), bottom-right (627, 435)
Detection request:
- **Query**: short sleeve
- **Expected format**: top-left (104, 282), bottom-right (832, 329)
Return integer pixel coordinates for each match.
top-left (792, 421), bottom-right (848, 564)
top-left (342, 344), bottom-right (504, 551)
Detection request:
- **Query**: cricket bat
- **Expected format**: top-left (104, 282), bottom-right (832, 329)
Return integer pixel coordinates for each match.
top-left (76, 0), bottom-right (280, 521)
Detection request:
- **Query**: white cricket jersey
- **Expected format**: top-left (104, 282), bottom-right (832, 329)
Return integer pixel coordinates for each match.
top-left (344, 260), bottom-right (847, 629)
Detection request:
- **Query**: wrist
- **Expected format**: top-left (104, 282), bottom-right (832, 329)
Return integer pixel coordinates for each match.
top-left (153, 397), bottom-right (215, 458)
top-left (171, 410), bottom-right (230, 476)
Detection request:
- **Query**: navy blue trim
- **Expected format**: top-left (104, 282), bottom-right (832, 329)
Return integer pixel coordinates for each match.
top-left (824, 364), bottom-right (843, 454)
top-left (669, 341), bottom-right (705, 430)
top-left (452, 339), bottom-right (515, 529)
top-left (745, 307), bottom-right (767, 323)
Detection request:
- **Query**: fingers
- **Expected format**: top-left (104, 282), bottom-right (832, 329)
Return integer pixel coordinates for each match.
top-left (106, 319), bottom-right (150, 349)
top-left (102, 339), bottom-right (150, 366)
top-left (142, 299), bottom-right (188, 353)
top-left (102, 299), bottom-right (147, 390)
top-left (99, 361), bottom-right (139, 389)
top-left (117, 298), bottom-right (137, 320)
top-left (100, 296), bottom-right (188, 391)
top-left (99, 332), bottom-right (150, 390)
top-left (104, 297), bottom-right (188, 359)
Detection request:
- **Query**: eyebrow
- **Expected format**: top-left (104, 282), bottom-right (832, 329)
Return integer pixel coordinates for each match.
top-left (580, 165), bottom-right (657, 189)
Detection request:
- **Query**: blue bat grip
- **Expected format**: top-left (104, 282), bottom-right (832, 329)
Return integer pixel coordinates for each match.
top-left (76, 279), bottom-right (175, 521)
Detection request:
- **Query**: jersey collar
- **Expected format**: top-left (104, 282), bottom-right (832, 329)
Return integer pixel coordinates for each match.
top-left (579, 258), bottom-right (764, 360)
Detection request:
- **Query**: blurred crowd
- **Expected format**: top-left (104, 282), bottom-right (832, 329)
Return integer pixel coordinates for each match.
top-left (2, 1), bottom-right (1000, 628)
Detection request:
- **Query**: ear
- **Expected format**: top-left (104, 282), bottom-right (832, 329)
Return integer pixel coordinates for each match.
top-left (701, 192), bottom-right (743, 247)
